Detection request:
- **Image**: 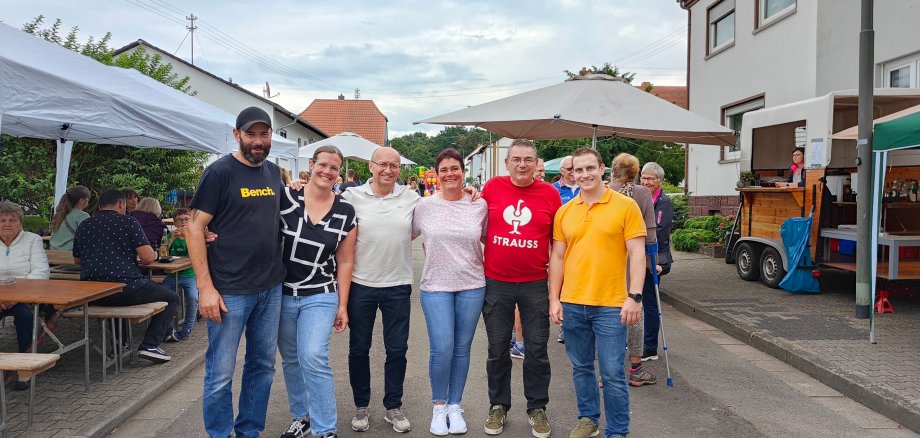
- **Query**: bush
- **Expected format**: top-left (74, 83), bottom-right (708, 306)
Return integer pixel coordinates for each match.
top-left (685, 215), bottom-right (723, 233)
top-left (672, 228), bottom-right (719, 252)
top-left (670, 194), bottom-right (689, 230)
top-left (661, 181), bottom-right (683, 194)
top-left (22, 215), bottom-right (50, 235)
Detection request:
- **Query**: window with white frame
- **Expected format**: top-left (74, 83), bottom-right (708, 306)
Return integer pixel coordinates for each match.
top-left (759, 0), bottom-right (795, 27)
top-left (887, 64), bottom-right (912, 88)
top-left (708, 0), bottom-right (735, 54)
top-left (721, 96), bottom-right (765, 161)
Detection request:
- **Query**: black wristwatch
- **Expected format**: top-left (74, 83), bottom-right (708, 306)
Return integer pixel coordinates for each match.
top-left (628, 292), bottom-right (643, 303)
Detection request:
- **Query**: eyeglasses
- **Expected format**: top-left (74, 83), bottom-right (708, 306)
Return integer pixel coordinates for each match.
top-left (640, 176), bottom-right (660, 182)
top-left (371, 160), bottom-right (401, 171)
top-left (561, 167), bottom-right (573, 172)
top-left (174, 217), bottom-right (191, 223)
top-left (508, 157), bottom-right (536, 165)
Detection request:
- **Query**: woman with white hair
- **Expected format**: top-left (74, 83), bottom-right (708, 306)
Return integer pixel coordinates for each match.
top-left (0, 200), bottom-right (50, 391)
top-left (639, 161), bottom-right (674, 362)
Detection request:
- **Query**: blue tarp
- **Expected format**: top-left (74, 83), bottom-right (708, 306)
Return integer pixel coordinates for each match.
top-left (779, 216), bottom-right (820, 293)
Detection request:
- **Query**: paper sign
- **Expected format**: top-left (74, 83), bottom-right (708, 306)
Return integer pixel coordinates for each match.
top-left (809, 138), bottom-right (825, 168)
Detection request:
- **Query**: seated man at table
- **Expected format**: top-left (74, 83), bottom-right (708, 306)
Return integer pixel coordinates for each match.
top-left (72, 189), bottom-right (178, 363)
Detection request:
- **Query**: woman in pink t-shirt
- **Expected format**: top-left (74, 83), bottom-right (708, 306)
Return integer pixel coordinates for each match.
top-left (411, 148), bottom-right (487, 436)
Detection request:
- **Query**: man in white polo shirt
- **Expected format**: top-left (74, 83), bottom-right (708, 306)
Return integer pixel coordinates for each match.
top-left (342, 146), bottom-right (419, 433)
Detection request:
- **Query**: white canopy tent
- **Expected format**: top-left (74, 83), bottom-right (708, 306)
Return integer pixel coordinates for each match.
top-left (0, 23), bottom-right (245, 206)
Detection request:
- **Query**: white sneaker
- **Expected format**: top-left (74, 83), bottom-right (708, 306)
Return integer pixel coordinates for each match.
top-left (430, 404), bottom-right (449, 436)
top-left (447, 404), bottom-right (467, 434)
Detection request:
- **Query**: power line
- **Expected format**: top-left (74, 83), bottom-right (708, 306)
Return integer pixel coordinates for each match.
top-left (613, 26), bottom-right (686, 65)
top-left (172, 30), bottom-right (189, 55)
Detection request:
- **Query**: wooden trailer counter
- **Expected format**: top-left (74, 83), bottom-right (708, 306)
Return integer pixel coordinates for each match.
top-left (736, 186), bottom-right (806, 239)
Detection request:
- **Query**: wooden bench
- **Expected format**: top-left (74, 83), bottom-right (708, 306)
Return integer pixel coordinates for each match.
top-left (61, 302), bottom-right (167, 379)
top-left (0, 353), bottom-right (60, 435)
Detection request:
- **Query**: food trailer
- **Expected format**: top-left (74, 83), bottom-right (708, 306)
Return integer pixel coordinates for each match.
top-left (727, 89), bottom-right (920, 289)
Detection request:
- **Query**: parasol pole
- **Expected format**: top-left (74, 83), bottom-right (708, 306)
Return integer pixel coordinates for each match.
top-left (592, 124), bottom-right (598, 149)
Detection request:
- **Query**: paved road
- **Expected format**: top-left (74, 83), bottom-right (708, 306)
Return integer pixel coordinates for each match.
top-left (110, 243), bottom-right (916, 437)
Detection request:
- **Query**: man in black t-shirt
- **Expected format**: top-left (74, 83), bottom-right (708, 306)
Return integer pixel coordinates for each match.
top-left (72, 189), bottom-right (178, 363)
top-left (187, 107), bottom-right (286, 438)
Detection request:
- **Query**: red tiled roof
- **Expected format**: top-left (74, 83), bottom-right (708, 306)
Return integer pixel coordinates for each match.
top-left (299, 99), bottom-right (388, 146)
top-left (637, 82), bottom-right (688, 110)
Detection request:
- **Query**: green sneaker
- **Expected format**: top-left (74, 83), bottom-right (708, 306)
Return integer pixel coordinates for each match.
top-left (484, 405), bottom-right (507, 435)
top-left (629, 366), bottom-right (658, 387)
top-left (568, 417), bottom-right (599, 438)
top-left (528, 408), bottom-right (551, 438)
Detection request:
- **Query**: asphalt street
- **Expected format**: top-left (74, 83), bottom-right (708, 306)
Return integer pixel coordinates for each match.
top-left (109, 243), bottom-right (916, 438)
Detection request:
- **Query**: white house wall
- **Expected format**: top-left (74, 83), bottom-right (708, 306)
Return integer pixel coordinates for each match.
top-left (815, 0), bottom-right (920, 94)
top-left (687, 1), bottom-right (817, 196)
top-left (687, 0), bottom-right (920, 197)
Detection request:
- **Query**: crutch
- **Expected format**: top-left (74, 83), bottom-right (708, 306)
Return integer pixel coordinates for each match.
top-left (646, 242), bottom-right (673, 387)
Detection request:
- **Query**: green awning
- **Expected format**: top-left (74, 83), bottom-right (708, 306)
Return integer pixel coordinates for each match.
top-left (874, 109), bottom-right (920, 152)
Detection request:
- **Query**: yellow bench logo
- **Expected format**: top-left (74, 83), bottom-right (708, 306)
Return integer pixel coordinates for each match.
top-left (240, 187), bottom-right (276, 198)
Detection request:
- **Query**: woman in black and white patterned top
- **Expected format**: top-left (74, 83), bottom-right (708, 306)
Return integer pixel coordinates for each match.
top-left (277, 145), bottom-right (356, 438)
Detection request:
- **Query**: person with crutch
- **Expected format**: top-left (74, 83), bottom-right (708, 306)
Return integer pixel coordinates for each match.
top-left (639, 163), bottom-right (673, 362)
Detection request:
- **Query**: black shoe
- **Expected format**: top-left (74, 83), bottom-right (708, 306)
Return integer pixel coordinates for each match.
top-left (641, 350), bottom-right (659, 362)
top-left (137, 345), bottom-right (171, 363)
top-left (280, 418), bottom-right (311, 438)
top-left (13, 380), bottom-right (30, 391)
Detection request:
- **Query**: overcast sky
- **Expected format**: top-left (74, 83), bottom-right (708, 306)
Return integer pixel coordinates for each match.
top-left (2, 0), bottom-right (688, 138)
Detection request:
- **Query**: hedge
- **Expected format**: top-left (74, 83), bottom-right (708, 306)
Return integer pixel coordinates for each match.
top-left (672, 228), bottom-right (719, 252)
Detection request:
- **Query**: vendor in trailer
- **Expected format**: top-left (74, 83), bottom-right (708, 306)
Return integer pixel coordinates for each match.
top-left (777, 147), bottom-right (806, 188)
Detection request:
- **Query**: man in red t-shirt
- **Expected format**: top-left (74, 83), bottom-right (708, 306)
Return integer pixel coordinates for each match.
top-left (480, 139), bottom-right (561, 438)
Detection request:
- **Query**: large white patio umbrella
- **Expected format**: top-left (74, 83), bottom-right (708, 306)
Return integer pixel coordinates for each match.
top-left (416, 74), bottom-right (735, 148)
top-left (299, 131), bottom-right (415, 169)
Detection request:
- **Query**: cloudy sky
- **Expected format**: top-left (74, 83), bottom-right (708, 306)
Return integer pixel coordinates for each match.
top-left (2, 0), bottom-right (688, 138)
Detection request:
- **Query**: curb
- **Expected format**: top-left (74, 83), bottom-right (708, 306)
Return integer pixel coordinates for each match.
top-left (78, 345), bottom-right (207, 437)
top-left (660, 289), bottom-right (920, 433)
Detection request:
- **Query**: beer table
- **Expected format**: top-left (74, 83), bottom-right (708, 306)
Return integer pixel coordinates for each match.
top-left (46, 250), bottom-right (193, 328)
top-left (0, 279), bottom-right (124, 393)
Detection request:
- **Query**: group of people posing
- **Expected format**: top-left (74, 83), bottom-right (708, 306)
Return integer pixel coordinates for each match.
top-left (180, 107), bottom-right (675, 438)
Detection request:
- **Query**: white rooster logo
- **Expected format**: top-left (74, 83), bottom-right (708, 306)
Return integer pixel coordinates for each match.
top-left (503, 200), bottom-right (532, 235)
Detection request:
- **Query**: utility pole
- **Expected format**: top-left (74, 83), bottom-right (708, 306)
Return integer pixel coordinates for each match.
top-left (855, 0), bottom-right (874, 320)
top-left (186, 14), bottom-right (197, 65)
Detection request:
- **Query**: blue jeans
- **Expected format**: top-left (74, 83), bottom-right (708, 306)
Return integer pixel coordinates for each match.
top-left (562, 303), bottom-right (630, 437)
top-left (278, 293), bottom-right (339, 436)
top-left (163, 276), bottom-right (199, 335)
top-left (202, 286), bottom-right (282, 438)
top-left (0, 303), bottom-right (33, 353)
top-left (347, 282), bottom-right (411, 409)
top-left (420, 288), bottom-right (485, 404)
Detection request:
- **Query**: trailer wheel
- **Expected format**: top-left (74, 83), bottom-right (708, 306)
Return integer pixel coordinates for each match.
top-left (736, 243), bottom-right (761, 281)
top-left (760, 246), bottom-right (786, 289)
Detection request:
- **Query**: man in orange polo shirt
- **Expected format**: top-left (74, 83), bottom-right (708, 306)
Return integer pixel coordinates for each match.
top-left (548, 148), bottom-right (647, 438)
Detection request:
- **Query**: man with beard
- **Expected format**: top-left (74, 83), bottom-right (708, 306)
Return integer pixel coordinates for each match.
top-left (187, 106), bottom-right (286, 438)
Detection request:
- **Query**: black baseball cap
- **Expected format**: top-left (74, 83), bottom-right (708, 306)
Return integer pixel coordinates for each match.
top-left (235, 106), bottom-right (272, 131)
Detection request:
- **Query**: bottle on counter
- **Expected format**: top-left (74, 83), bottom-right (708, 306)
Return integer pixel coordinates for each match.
top-left (911, 180), bottom-right (918, 203)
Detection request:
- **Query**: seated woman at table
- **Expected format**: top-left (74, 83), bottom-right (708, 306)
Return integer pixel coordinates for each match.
top-left (778, 147), bottom-right (806, 188)
top-left (49, 186), bottom-right (91, 251)
top-left (129, 197), bottom-right (167, 248)
top-left (0, 200), bottom-right (50, 391)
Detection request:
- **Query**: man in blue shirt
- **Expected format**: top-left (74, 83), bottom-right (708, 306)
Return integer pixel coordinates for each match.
top-left (72, 189), bottom-right (178, 363)
top-left (552, 156), bottom-right (580, 204)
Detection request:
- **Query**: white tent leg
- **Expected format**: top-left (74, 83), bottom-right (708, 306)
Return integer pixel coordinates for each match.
top-left (869, 150), bottom-right (886, 344)
top-left (54, 139), bottom-right (74, 214)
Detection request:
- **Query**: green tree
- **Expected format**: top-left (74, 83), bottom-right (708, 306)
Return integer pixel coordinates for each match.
top-left (0, 16), bottom-right (205, 216)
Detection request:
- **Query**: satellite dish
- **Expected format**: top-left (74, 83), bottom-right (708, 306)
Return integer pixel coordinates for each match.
top-left (264, 81), bottom-right (279, 99)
